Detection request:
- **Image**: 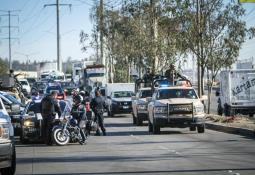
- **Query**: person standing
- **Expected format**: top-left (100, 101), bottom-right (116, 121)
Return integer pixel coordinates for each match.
top-left (90, 90), bottom-right (106, 136)
top-left (40, 91), bottom-right (62, 145)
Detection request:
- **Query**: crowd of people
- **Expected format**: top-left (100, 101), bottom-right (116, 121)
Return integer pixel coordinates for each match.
top-left (40, 88), bottom-right (107, 145)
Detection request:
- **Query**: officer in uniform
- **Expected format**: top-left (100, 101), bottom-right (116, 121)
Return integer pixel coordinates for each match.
top-left (40, 91), bottom-right (62, 145)
top-left (91, 89), bottom-right (106, 136)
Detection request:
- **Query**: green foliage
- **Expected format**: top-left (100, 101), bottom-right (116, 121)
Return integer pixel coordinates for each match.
top-left (0, 58), bottom-right (8, 75)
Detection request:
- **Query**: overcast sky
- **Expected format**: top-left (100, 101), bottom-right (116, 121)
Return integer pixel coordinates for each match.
top-left (0, 0), bottom-right (255, 65)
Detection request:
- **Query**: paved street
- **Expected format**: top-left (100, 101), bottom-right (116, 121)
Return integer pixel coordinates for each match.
top-left (16, 115), bottom-right (255, 175)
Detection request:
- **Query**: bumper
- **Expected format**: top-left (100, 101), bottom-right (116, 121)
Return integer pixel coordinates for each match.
top-left (137, 112), bottom-right (148, 121)
top-left (153, 114), bottom-right (205, 128)
top-left (22, 127), bottom-right (42, 141)
top-left (0, 141), bottom-right (12, 169)
top-left (112, 104), bottom-right (132, 114)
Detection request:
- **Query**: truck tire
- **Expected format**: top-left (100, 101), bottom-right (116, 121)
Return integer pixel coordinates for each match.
top-left (224, 104), bottom-right (231, 116)
top-left (148, 121), bottom-right (153, 133)
top-left (217, 104), bottom-right (223, 116)
top-left (189, 126), bottom-right (196, 131)
top-left (132, 113), bottom-right (137, 125)
top-left (0, 145), bottom-right (16, 175)
top-left (249, 113), bottom-right (254, 118)
top-left (136, 116), bottom-right (143, 126)
top-left (197, 125), bottom-right (205, 133)
top-left (153, 124), bottom-right (160, 134)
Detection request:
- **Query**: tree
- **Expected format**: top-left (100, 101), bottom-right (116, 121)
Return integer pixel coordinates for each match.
top-left (0, 58), bottom-right (8, 75)
top-left (174, 0), bottom-right (254, 113)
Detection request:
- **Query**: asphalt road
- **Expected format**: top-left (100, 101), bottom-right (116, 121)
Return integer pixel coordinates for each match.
top-left (16, 115), bottom-right (255, 175)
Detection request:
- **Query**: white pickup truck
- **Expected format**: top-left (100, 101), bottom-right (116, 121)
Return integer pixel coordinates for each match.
top-left (0, 98), bottom-right (16, 175)
top-left (216, 69), bottom-right (255, 117)
top-left (147, 86), bottom-right (207, 134)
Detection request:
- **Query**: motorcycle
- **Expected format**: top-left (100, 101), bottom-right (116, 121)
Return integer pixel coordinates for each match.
top-left (52, 116), bottom-right (87, 146)
top-left (51, 101), bottom-right (88, 146)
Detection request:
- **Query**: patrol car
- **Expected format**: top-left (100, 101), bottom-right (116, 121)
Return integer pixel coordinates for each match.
top-left (132, 87), bottom-right (152, 126)
top-left (147, 86), bottom-right (207, 134)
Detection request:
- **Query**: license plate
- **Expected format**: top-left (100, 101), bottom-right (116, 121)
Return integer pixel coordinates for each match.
top-left (123, 106), bottom-right (129, 109)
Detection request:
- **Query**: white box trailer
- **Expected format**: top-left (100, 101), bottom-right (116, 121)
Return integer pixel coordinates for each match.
top-left (217, 69), bottom-right (255, 116)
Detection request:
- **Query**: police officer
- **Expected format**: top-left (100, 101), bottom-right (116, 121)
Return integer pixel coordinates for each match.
top-left (71, 95), bottom-right (86, 125)
top-left (91, 89), bottom-right (106, 136)
top-left (40, 91), bottom-right (62, 145)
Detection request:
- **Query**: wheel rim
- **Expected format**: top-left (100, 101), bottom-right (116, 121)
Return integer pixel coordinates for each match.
top-left (55, 129), bottom-right (69, 143)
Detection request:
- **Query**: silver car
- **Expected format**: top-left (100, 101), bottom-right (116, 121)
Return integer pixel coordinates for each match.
top-left (0, 98), bottom-right (16, 175)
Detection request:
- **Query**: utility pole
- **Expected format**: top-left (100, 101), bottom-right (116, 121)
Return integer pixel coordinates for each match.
top-left (196, 0), bottom-right (202, 97)
top-left (99, 0), bottom-right (104, 65)
top-left (44, 0), bottom-right (71, 72)
top-left (0, 10), bottom-right (19, 70)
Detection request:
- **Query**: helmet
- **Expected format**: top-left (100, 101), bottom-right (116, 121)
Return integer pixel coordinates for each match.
top-left (73, 95), bottom-right (83, 103)
top-left (79, 91), bottom-right (85, 96)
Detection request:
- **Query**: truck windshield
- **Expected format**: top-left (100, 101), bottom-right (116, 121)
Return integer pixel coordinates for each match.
top-left (113, 91), bottom-right (134, 98)
top-left (158, 89), bottom-right (198, 99)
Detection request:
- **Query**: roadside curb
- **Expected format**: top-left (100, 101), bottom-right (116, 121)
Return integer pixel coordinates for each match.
top-left (205, 122), bottom-right (255, 138)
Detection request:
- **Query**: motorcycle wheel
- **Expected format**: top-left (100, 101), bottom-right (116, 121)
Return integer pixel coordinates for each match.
top-left (52, 127), bottom-right (70, 146)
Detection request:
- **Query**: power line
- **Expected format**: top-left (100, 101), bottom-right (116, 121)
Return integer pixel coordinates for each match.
top-left (44, 0), bottom-right (72, 72)
top-left (0, 10), bottom-right (20, 70)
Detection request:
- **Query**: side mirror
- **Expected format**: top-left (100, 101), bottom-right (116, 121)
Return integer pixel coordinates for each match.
top-left (131, 96), bottom-right (137, 101)
top-left (200, 95), bottom-right (208, 101)
top-left (215, 90), bottom-right (220, 96)
top-left (146, 97), bottom-right (152, 102)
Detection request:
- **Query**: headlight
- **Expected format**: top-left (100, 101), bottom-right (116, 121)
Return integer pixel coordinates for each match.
top-left (0, 123), bottom-right (10, 139)
top-left (154, 106), bottom-right (167, 114)
top-left (137, 104), bottom-right (147, 111)
top-left (24, 120), bottom-right (35, 127)
top-left (194, 106), bottom-right (204, 114)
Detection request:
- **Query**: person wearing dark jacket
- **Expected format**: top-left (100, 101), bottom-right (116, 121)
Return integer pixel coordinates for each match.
top-left (40, 91), bottom-right (62, 145)
top-left (90, 90), bottom-right (106, 136)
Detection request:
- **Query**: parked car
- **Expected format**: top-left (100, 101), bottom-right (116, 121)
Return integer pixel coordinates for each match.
top-left (45, 84), bottom-right (66, 100)
top-left (147, 86), bottom-right (207, 134)
top-left (107, 91), bottom-right (135, 117)
top-left (0, 93), bottom-right (22, 136)
top-left (31, 81), bottom-right (47, 95)
top-left (0, 98), bottom-right (16, 175)
top-left (19, 100), bottom-right (70, 143)
top-left (18, 79), bottom-right (31, 95)
top-left (59, 81), bottom-right (77, 95)
top-left (132, 88), bottom-right (152, 126)
top-left (26, 78), bottom-right (37, 87)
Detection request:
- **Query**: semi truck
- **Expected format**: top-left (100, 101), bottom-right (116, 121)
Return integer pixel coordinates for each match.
top-left (216, 69), bottom-right (255, 117)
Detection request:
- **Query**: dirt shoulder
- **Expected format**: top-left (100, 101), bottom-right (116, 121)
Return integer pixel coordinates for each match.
top-left (205, 114), bottom-right (255, 130)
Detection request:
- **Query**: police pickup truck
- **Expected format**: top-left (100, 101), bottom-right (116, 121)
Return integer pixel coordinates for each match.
top-left (132, 88), bottom-right (152, 126)
top-left (147, 86), bottom-right (207, 134)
